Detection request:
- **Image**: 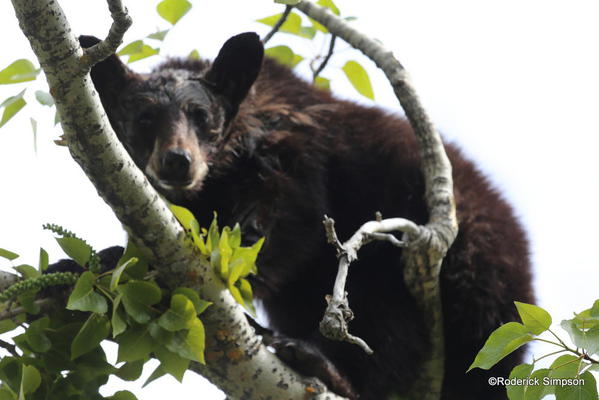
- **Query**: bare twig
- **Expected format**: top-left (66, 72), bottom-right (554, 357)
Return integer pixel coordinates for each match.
top-left (320, 215), bottom-right (419, 354)
top-left (297, 2), bottom-right (458, 399)
top-left (81, 0), bottom-right (131, 69)
top-left (312, 34), bottom-right (337, 79)
top-left (262, 5), bottom-right (293, 44)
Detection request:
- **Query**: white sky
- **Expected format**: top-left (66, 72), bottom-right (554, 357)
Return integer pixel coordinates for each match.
top-left (0, 1), bottom-right (598, 399)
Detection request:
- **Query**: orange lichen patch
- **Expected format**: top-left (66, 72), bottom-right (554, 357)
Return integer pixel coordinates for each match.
top-left (226, 348), bottom-right (244, 362)
top-left (205, 350), bottom-right (224, 362)
top-left (215, 329), bottom-right (231, 342)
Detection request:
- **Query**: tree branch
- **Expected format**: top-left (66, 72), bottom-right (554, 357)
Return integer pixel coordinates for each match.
top-left (296, 2), bottom-right (458, 399)
top-left (9, 0), bottom-right (345, 398)
top-left (262, 5), bottom-right (293, 44)
top-left (81, 0), bottom-right (132, 68)
top-left (312, 34), bottom-right (337, 80)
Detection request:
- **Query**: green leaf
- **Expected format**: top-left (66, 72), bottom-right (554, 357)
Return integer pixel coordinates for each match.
top-left (0, 386), bottom-right (16, 400)
top-left (34, 90), bottom-right (54, 106)
top-left (342, 61), bottom-right (374, 100)
top-left (0, 90), bottom-right (26, 128)
top-left (0, 320), bottom-right (17, 335)
top-left (30, 118), bottom-right (38, 154)
top-left (147, 30), bottom-right (170, 41)
top-left (169, 204), bottom-right (198, 230)
top-left (38, 248), bottom-right (48, 272)
top-left (515, 301), bottom-right (552, 335)
top-left (257, 12), bottom-right (305, 37)
top-left (25, 317), bottom-right (51, 353)
top-left (314, 76), bottom-right (330, 90)
top-left (111, 294), bottom-right (127, 337)
top-left (468, 322), bottom-right (533, 371)
top-left (0, 248), bottom-right (19, 261)
top-left (188, 49), bottom-right (200, 60)
top-left (128, 46), bottom-right (159, 63)
top-left (117, 239), bottom-right (148, 279)
top-left (218, 229), bottom-right (233, 278)
top-left (13, 264), bottom-right (40, 279)
top-left (522, 368), bottom-right (551, 400)
top-left (299, 26), bottom-right (317, 39)
top-left (143, 365), bottom-right (166, 387)
top-left (106, 390), bottom-right (138, 400)
top-left (155, 346), bottom-right (189, 382)
top-left (118, 41), bottom-right (143, 55)
top-left (173, 288), bottom-right (211, 314)
top-left (506, 363), bottom-right (534, 400)
top-left (561, 314), bottom-right (599, 356)
top-left (118, 281), bottom-right (162, 324)
top-left (206, 214), bottom-right (219, 253)
top-left (18, 365), bottom-right (40, 399)
top-left (554, 371), bottom-right (598, 400)
top-left (0, 59), bottom-right (39, 84)
top-left (117, 325), bottom-right (156, 362)
top-left (67, 271), bottom-right (108, 313)
top-left (229, 224), bottom-right (242, 249)
top-left (158, 294), bottom-right (196, 332)
top-left (115, 361), bottom-right (144, 381)
top-left (110, 257), bottom-right (138, 291)
top-left (56, 236), bottom-right (92, 267)
top-left (71, 314), bottom-right (110, 360)
top-left (317, 0), bottom-right (340, 15)
top-left (591, 300), bottom-right (599, 318)
top-left (164, 319), bottom-right (205, 364)
top-left (238, 278), bottom-right (256, 316)
top-left (118, 40), bottom-right (159, 63)
top-left (265, 46), bottom-right (304, 68)
top-left (549, 354), bottom-right (582, 380)
top-left (157, 0), bottom-right (192, 25)
top-left (275, 0), bottom-right (300, 4)
top-left (17, 292), bottom-right (40, 315)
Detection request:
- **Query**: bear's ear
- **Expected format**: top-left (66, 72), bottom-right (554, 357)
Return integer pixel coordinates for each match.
top-left (79, 35), bottom-right (138, 109)
top-left (204, 32), bottom-right (264, 112)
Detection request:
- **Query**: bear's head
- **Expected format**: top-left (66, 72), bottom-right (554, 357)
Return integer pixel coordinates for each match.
top-left (80, 33), bottom-right (264, 197)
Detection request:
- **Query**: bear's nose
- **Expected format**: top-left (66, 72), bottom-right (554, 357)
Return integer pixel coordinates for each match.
top-left (161, 148), bottom-right (192, 183)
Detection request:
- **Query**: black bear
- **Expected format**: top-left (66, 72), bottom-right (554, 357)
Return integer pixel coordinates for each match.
top-left (72, 32), bottom-right (534, 399)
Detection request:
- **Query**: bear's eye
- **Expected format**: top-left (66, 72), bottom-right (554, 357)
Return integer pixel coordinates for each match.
top-left (137, 110), bottom-right (155, 127)
top-left (190, 108), bottom-right (208, 125)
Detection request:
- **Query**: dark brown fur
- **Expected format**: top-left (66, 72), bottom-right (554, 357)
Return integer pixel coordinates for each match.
top-left (79, 33), bottom-right (534, 399)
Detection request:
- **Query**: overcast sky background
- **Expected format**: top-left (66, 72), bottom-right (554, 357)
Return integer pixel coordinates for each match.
top-left (0, 1), bottom-right (598, 398)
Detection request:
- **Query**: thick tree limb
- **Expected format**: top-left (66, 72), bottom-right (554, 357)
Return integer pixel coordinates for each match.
top-left (9, 0), bottom-right (345, 398)
top-left (296, 2), bottom-right (458, 399)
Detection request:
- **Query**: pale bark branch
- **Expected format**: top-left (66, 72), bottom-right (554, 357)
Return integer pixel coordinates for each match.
top-left (82, 0), bottom-right (132, 68)
top-left (296, 2), bottom-right (459, 399)
top-left (9, 0), bottom-right (345, 398)
top-left (0, 271), bottom-right (19, 291)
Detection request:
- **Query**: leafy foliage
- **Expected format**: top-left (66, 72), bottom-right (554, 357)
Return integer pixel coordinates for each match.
top-left (470, 301), bottom-right (599, 399)
top-left (0, 224), bottom-right (216, 399)
top-left (0, 203), bottom-right (266, 399)
top-left (257, 0), bottom-right (375, 100)
top-left (169, 205), bottom-right (262, 315)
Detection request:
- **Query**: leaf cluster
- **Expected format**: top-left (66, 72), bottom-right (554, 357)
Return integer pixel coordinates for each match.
top-left (169, 206), bottom-right (262, 315)
top-left (0, 227), bottom-right (211, 400)
top-left (470, 301), bottom-right (599, 400)
top-left (258, 0), bottom-right (375, 100)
